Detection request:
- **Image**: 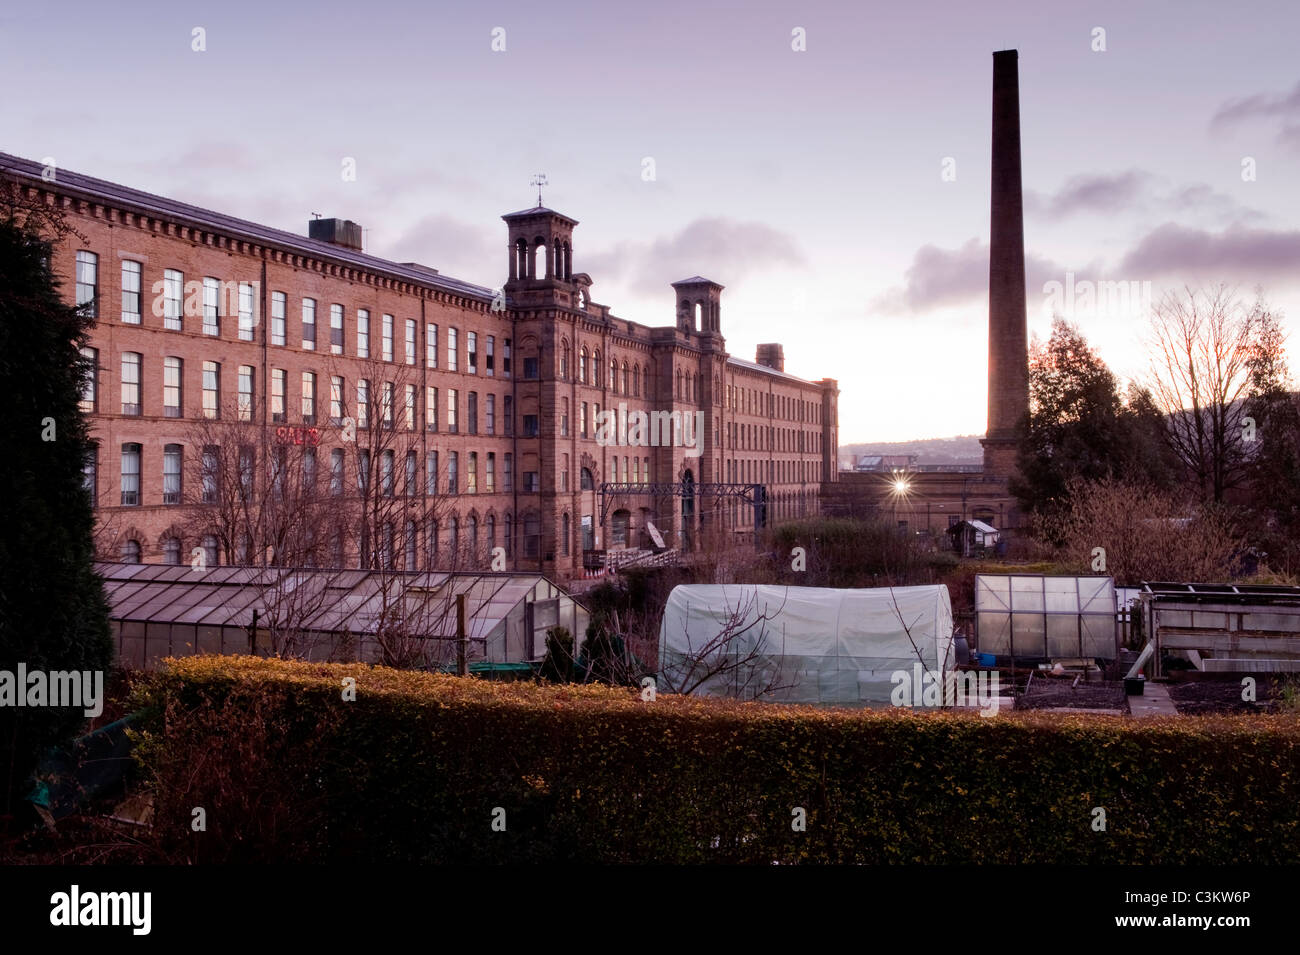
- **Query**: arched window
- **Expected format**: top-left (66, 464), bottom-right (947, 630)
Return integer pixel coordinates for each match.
top-left (562, 512), bottom-right (570, 556)
top-left (633, 365), bottom-right (640, 396)
top-left (427, 519), bottom-right (439, 565)
top-left (202, 534), bottom-right (219, 568)
top-left (486, 515), bottom-right (496, 551)
top-left (534, 239), bottom-right (547, 279)
top-left (121, 539), bottom-right (141, 563)
top-left (693, 302), bottom-right (702, 330)
top-left (449, 516), bottom-right (459, 559)
top-left (593, 351), bottom-right (601, 387)
top-left (581, 467), bottom-right (594, 491)
top-left (559, 340), bottom-right (569, 379)
top-left (404, 520), bottom-right (417, 569)
top-left (162, 537), bottom-right (181, 565)
top-left (468, 516), bottom-right (478, 562)
top-left (514, 238), bottom-right (528, 278)
top-left (622, 361), bottom-right (629, 395)
top-left (580, 346), bottom-right (588, 383)
top-left (504, 512), bottom-right (513, 557)
top-left (610, 358), bottom-right (618, 393)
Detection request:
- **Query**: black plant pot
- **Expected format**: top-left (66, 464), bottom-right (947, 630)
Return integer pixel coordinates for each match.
top-left (1124, 675), bottom-right (1146, 696)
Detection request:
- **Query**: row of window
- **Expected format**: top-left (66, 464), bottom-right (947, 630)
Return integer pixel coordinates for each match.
top-left (85, 442), bottom-right (526, 506)
top-left (72, 251), bottom-right (511, 375)
top-left (117, 507), bottom-right (549, 569)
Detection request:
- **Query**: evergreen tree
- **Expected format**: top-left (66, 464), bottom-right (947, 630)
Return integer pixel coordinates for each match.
top-left (1010, 317), bottom-right (1176, 527)
top-left (0, 204), bottom-right (113, 823)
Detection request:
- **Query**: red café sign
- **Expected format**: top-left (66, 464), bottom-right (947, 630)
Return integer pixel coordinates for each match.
top-left (274, 425), bottom-right (321, 447)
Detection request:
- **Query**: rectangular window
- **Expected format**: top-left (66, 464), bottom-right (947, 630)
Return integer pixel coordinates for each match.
top-left (381, 313), bottom-right (394, 361)
top-left (302, 298), bottom-right (316, 349)
top-left (447, 451), bottom-right (458, 495)
top-left (448, 327), bottom-right (458, 372)
top-left (486, 394), bottom-right (495, 435)
top-left (381, 381), bottom-right (394, 427)
top-left (447, 389), bottom-right (458, 433)
top-left (561, 454), bottom-right (569, 492)
top-left (357, 379), bottom-right (370, 428)
top-left (467, 332), bottom-right (477, 374)
top-left (486, 336), bottom-right (495, 377)
top-left (163, 444), bottom-right (183, 504)
top-left (523, 356), bottom-right (539, 380)
top-left (120, 443), bottom-right (141, 506)
top-left (467, 392), bottom-right (478, 435)
top-left (426, 386), bottom-right (438, 432)
top-left (503, 338), bottom-right (512, 377)
top-left (271, 292), bottom-right (286, 345)
top-left (404, 384), bottom-right (416, 430)
top-left (163, 268), bottom-right (183, 330)
top-left (560, 399), bottom-right (568, 436)
top-left (523, 414), bottom-right (538, 437)
top-left (504, 395), bottom-right (513, 436)
top-left (331, 448), bottom-right (345, 496)
top-left (202, 361), bottom-right (220, 419)
top-left (271, 368), bottom-right (286, 422)
top-left (121, 353), bottom-right (142, 416)
top-left (163, 356), bottom-right (183, 417)
top-left (503, 453), bottom-right (512, 492)
top-left (486, 453), bottom-right (495, 493)
top-left (426, 323), bottom-right (437, 368)
top-left (580, 402), bottom-right (588, 438)
top-left (380, 450), bottom-right (394, 497)
top-left (76, 251), bottom-right (99, 318)
top-left (357, 449), bottom-right (370, 496)
top-left (524, 471), bottom-right (539, 492)
top-left (405, 450), bottom-right (417, 497)
top-left (200, 446), bottom-right (219, 504)
top-left (120, 260), bottom-right (140, 323)
top-left (238, 282), bottom-right (255, 340)
top-left (330, 304), bottom-right (344, 354)
top-left (302, 371), bottom-right (316, 423)
top-left (405, 319), bottom-right (416, 365)
top-left (237, 366), bottom-right (254, 421)
top-left (467, 452), bottom-right (478, 494)
top-left (330, 375), bottom-right (344, 425)
top-left (357, 309), bottom-right (370, 357)
top-left (426, 451), bottom-right (439, 496)
top-left (202, 277), bottom-right (220, 335)
top-left (79, 346), bottom-right (98, 413)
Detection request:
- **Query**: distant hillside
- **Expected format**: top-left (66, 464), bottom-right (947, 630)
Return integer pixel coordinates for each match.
top-left (838, 435), bottom-right (984, 467)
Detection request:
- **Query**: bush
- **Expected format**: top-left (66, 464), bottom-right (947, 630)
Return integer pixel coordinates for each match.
top-left (130, 656), bottom-right (1300, 863)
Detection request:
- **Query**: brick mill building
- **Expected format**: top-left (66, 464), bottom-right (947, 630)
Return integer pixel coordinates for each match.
top-left (3, 152), bottom-right (839, 580)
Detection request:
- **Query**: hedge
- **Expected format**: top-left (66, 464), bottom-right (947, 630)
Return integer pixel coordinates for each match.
top-left (129, 656), bottom-right (1300, 863)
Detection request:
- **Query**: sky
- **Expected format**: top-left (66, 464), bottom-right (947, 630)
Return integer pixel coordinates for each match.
top-left (3, 0), bottom-right (1298, 442)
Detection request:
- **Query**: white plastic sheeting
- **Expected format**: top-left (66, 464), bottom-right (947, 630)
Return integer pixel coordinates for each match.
top-left (657, 584), bottom-right (954, 705)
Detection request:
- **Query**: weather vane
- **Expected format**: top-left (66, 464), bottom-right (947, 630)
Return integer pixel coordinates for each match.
top-left (530, 173), bottom-right (548, 208)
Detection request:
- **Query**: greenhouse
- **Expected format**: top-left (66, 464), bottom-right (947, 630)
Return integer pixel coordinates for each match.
top-left (975, 574), bottom-right (1117, 662)
top-left (96, 562), bottom-right (588, 670)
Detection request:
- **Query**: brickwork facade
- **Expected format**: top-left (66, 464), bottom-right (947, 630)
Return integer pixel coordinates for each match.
top-left (6, 154), bottom-right (838, 579)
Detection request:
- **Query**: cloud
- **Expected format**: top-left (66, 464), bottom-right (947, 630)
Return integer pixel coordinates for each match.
top-left (1025, 170), bottom-right (1150, 218)
top-left (1025, 170), bottom-right (1262, 225)
top-left (1210, 81), bottom-right (1300, 131)
top-left (582, 217), bottom-right (804, 296)
top-left (1118, 222), bottom-right (1300, 282)
top-left (871, 238), bottom-right (1069, 314)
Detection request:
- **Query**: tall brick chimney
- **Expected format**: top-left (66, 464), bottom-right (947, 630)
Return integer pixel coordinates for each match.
top-left (981, 49), bottom-right (1029, 480)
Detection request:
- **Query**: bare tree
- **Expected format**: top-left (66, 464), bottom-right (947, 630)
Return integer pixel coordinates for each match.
top-left (1042, 477), bottom-right (1244, 585)
top-left (1146, 285), bottom-right (1275, 503)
